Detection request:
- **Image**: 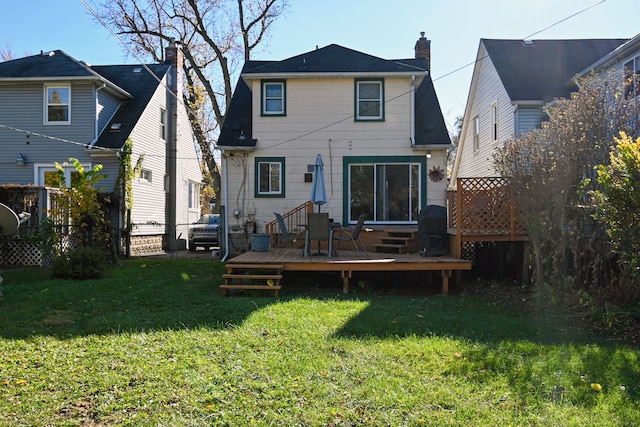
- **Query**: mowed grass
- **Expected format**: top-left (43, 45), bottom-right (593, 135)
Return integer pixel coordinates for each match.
top-left (0, 259), bottom-right (638, 426)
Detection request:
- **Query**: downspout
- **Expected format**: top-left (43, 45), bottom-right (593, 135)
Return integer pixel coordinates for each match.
top-left (410, 75), bottom-right (416, 146)
top-left (221, 152), bottom-right (230, 261)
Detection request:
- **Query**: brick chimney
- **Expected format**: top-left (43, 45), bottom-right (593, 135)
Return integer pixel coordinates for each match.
top-left (414, 32), bottom-right (431, 71)
top-left (165, 40), bottom-right (183, 69)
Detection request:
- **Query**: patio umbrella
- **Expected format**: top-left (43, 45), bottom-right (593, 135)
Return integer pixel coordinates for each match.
top-left (310, 154), bottom-right (327, 212)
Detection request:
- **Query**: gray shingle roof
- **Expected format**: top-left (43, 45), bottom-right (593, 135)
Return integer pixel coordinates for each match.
top-left (91, 64), bottom-right (170, 149)
top-left (242, 44), bottom-right (428, 75)
top-left (483, 38), bottom-right (628, 103)
top-left (219, 44), bottom-right (449, 148)
top-left (0, 50), bottom-right (170, 151)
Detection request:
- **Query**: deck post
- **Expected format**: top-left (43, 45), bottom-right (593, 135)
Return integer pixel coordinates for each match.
top-left (341, 270), bottom-right (351, 294)
top-left (441, 270), bottom-right (452, 295)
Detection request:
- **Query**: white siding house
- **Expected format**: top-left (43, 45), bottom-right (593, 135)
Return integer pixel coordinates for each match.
top-left (218, 35), bottom-right (451, 254)
top-left (451, 38), bottom-right (629, 185)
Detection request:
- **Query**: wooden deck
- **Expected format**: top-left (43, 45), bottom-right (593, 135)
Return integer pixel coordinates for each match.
top-left (226, 248), bottom-right (472, 295)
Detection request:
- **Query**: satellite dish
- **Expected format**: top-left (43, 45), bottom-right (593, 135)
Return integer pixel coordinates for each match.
top-left (0, 203), bottom-right (20, 235)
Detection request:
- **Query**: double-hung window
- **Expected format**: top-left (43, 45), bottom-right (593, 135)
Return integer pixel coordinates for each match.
top-left (262, 80), bottom-right (286, 116)
top-left (45, 84), bottom-right (70, 124)
top-left (160, 108), bottom-right (167, 140)
top-left (355, 79), bottom-right (384, 121)
top-left (255, 157), bottom-right (285, 197)
top-left (473, 116), bottom-right (480, 151)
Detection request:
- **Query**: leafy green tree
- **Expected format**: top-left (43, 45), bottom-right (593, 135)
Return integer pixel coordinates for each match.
top-left (594, 132), bottom-right (640, 274)
top-left (49, 158), bottom-right (115, 278)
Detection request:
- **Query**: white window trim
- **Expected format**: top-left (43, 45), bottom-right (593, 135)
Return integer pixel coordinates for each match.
top-left (356, 79), bottom-right (384, 121)
top-left (473, 116), bottom-right (480, 153)
top-left (160, 108), bottom-right (167, 140)
top-left (44, 84), bottom-right (71, 125)
top-left (34, 162), bottom-right (89, 187)
top-left (262, 81), bottom-right (285, 115)
top-left (188, 181), bottom-right (200, 210)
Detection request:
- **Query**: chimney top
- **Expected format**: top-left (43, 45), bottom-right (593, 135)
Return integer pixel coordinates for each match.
top-left (414, 32), bottom-right (431, 72)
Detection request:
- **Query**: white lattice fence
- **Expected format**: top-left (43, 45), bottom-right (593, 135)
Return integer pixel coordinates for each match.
top-left (0, 238), bottom-right (43, 267)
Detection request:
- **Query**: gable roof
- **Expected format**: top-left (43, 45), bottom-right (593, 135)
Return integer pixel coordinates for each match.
top-left (483, 38), bottom-right (628, 103)
top-left (0, 50), bottom-right (171, 151)
top-left (242, 44), bottom-right (429, 76)
top-left (0, 50), bottom-right (131, 98)
top-left (219, 44), bottom-right (449, 148)
top-left (91, 64), bottom-right (170, 150)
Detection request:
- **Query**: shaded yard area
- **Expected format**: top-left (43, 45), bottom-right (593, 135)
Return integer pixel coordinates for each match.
top-left (0, 259), bottom-right (638, 426)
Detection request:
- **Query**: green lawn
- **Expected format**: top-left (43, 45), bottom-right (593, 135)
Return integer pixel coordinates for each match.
top-left (0, 259), bottom-right (638, 426)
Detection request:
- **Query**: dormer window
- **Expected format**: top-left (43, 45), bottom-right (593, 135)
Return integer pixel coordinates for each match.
top-left (355, 79), bottom-right (384, 121)
top-left (261, 80), bottom-right (286, 116)
top-left (44, 84), bottom-right (70, 125)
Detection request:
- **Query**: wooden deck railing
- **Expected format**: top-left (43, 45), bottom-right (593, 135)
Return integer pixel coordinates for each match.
top-left (447, 177), bottom-right (527, 257)
top-left (264, 201), bottom-right (315, 246)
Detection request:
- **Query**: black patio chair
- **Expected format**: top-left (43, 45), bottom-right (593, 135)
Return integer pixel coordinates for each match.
top-left (333, 213), bottom-right (367, 255)
top-left (273, 212), bottom-right (303, 251)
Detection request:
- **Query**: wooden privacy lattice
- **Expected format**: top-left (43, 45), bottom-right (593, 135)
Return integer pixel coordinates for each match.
top-left (448, 177), bottom-right (526, 235)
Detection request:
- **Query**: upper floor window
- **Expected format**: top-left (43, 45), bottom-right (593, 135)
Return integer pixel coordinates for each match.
top-left (624, 56), bottom-right (640, 99)
top-left (188, 181), bottom-right (199, 209)
top-left (160, 108), bottom-right (167, 140)
top-left (355, 79), bottom-right (384, 121)
top-left (261, 80), bottom-right (286, 116)
top-left (255, 157), bottom-right (285, 197)
top-left (473, 116), bottom-right (480, 152)
top-left (45, 84), bottom-right (70, 124)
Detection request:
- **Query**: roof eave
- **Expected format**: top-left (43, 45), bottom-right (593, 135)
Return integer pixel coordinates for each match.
top-left (242, 71), bottom-right (427, 80)
top-left (0, 75), bottom-right (133, 98)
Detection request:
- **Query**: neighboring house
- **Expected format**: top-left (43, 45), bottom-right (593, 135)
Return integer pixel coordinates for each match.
top-left (578, 33), bottom-right (640, 97)
top-left (0, 43), bottom-right (202, 255)
top-left (217, 34), bottom-right (451, 252)
top-left (451, 38), bottom-right (628, 182)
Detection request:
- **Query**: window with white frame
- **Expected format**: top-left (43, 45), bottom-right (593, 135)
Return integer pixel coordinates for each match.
top-left (624, 56), bottom-right (640, 99)
top-left (261, 81), bottom-right (286, 115)
top-left (188, 181), bottom-right (199, 209)
top-left (160, 108), bottom-right (167, 140)
top-left (473, 116), bottom-right (480, 151)
top-left (491, 102), bottom-right (498, 142)
top-left (355, 79), bottom-right (384, 121)
top-left (255, 157), bottom-right (285, 197)
top-left (139, 169), bottom-right (152, 182)
top-left (45, 84), bottom-right (70, 124)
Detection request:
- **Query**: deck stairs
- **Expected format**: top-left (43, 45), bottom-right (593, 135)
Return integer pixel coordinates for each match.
top-left (372, 228), bottom-right (419, 254)
top-left (221, 263), bottom-right (284, 297)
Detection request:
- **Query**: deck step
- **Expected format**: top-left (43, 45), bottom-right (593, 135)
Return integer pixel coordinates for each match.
top-left (222, 263), bottom-right (284, 296)
top-left (372, 243), bottom-right (408, 254)
top-left (220, 283), bottom-right (282, 297)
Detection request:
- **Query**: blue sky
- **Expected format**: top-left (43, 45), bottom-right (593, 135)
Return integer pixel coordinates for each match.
top-left (1, 0), bottom-right (637, 133)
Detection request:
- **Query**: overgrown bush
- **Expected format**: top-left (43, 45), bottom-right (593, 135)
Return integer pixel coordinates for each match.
top-left (494, 71), bottom-right (640, 311)
top-left (51, 246), bottom-right (109, 280)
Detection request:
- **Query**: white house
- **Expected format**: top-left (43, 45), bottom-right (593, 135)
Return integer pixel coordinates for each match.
top-left (217, 34), bottom-right (451, 254)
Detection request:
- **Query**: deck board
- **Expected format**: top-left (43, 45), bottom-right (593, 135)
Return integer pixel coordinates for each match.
top-left (226, 249), bottom-right (471, 295)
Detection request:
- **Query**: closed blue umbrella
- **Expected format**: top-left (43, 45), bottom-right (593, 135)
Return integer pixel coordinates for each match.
top-left (310, 154), bottom-right (327, 212)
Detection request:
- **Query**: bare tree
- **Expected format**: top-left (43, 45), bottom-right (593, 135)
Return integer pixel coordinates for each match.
top-left (0, 46), bottom-right (16, 62)
top-left (495, 71), bottom-right (640, 297)
top-left (94, 0), bottom-right (289, 204)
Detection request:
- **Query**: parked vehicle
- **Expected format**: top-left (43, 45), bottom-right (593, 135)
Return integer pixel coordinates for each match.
top-left (188, 214), bottom-right (220, 251)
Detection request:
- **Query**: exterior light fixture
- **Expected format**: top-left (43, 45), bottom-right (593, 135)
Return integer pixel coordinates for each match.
top-left (426, 151), bottom-right (432, 159)
top-left (16, 153), bottom-right (25, 166)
